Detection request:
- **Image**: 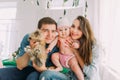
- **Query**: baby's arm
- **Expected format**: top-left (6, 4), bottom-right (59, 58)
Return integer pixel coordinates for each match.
top-left (46, 37), bottom-right (58, 53)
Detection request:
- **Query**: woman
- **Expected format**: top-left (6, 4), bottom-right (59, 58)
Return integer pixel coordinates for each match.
top-left (39, 16), bottom-right (100, 80)
top-left (68, 16), bottom-right (100, 80)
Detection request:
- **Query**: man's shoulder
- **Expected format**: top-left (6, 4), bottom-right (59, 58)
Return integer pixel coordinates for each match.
top-left (23, 34), bottom-right (30, 39)
top-left (21, 34), bottom-right (30, 43)
top-left (48, 45), bottom-right (59, 55)
top-left (52, 45), bottom-right (59, 52)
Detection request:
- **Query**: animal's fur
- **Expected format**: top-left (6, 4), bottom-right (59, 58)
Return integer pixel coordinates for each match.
top-left (24, 30), bottom-right (47, 67)
top-left (26, 30), bottom-right (47, 66)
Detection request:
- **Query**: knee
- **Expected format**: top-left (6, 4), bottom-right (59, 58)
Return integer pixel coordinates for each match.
top-left (0, 70), bottom-right (7, 80)
top-left (39, 70), bottom-right (56, 80)
top-left (26, 71), bottom-right (40, 80)
top-left (39, 70), bottom-right (51, 79)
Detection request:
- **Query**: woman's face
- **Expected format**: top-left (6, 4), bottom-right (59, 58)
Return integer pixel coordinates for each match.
top-left (70, 19), bottom-right (83, 40)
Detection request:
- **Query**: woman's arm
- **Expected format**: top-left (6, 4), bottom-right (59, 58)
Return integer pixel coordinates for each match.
top-left (71, 48), bottom-right (84, 68)
top-left (68, 40), bottom-right (100, 79)
top-left (83, 44), bottom-right (100, 80)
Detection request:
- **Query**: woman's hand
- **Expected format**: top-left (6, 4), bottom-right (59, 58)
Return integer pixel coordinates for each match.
top-left (72, 41), bottom-right (80, 49)
top-left (65, 37), bottom-right (74, 48)
top-left (66, 38), bottom-right (80, 49)
top-left (32, 61), bottom-right (47, 72)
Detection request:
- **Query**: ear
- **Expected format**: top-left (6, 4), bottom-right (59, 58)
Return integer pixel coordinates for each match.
top-left (36, 29), bottom-right (41, 33)
top-left (56, 32), bottom-right (58, 36)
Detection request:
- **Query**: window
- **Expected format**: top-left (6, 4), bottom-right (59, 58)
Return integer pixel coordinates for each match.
top-left (0, 2), bottom-right (17, 60)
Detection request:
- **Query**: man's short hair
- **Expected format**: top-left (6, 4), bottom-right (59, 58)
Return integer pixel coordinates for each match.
top-left (38, 17), bottom-right (57, 29)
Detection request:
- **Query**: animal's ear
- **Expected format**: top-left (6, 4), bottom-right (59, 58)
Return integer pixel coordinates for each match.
top-left (36, 29), bottom-right (41, 33)
top-left (28, 37), bottom-right (31, 41)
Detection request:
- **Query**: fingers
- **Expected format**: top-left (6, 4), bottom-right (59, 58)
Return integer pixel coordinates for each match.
top-left (65, 38), bottom-right (74, 47)
top-left (66, 38), bottom-right (74, 44)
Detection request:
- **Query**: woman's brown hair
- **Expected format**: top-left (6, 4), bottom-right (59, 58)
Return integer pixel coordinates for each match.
top-left (77, 16), bottom-right (96, 65)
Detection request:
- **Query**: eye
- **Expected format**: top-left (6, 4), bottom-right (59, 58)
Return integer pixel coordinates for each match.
top-left (78, 26), bottom-right (81, 30)
top-left (65, 28), bottom-right (68, 31)
top-left (52, 30), bottom-right (56, 33)
top-left (59, 29), bottom-right (63, 32)
top-left (42, 29), bottom-right (48, 32)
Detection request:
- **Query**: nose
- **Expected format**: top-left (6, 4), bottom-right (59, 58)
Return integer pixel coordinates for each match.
top-left (48, 31), bottom-right (52, 38)
top-left (72, 28), bottom-right (77, 33)
top-left (62, 30), bottom-right (66, 33)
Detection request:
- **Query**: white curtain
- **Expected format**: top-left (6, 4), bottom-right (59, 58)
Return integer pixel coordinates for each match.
top-left (0, 2), bottom-right (17, 60)
top-left (99, 0), bottom-right (120, 79)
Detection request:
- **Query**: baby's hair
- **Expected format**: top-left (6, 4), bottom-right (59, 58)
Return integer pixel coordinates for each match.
top-left (57, 17), bottom-right (71, 28)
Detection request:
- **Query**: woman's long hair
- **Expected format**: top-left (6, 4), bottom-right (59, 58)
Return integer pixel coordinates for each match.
top-left (77, 16), bottom-right (96, 65)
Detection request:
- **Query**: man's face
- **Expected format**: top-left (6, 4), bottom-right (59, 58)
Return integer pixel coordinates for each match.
top-left (41, 24), bottom-right (57, 44)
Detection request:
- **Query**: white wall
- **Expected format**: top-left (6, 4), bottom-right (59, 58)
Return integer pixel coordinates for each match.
top-left (0, 0), bottom-right (96, 57)
top-left (99, 63), bottom-right (120, 80)
top-left (15, 0), bottom-right (85, 47)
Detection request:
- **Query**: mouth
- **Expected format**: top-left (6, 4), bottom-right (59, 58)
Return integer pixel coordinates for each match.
top-left (45, 38), bottom-right (52, 41)
top-left (71, 33), bottom-right (78, 36)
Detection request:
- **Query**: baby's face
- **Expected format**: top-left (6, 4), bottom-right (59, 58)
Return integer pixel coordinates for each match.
top-left (57, 27), bottom-right (70, 38)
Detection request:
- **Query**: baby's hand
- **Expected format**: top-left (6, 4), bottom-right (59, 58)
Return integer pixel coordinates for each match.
top-left (46, 48), bottom-right (52, 54)
top-left (72, 41), bottom-right (80, 49)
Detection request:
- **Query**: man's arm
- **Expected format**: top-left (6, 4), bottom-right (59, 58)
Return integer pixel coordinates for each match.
top-left (16, 34), bottom-right (30, 70)
top-left (16, 53), bottom-right (30, 70)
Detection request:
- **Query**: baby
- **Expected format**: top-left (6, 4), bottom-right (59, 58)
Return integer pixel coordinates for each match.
top-left (47, 17), bottom-right (84, 80)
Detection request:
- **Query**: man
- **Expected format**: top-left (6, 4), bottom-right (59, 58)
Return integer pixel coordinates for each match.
top-left (0, 17), bottom-right (61, 80)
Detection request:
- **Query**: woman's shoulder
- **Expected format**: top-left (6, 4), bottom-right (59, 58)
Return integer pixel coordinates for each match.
top-left (92, 41), bottom-right (104, 61)
top-left (92, 42), bottom-right (101, 56)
